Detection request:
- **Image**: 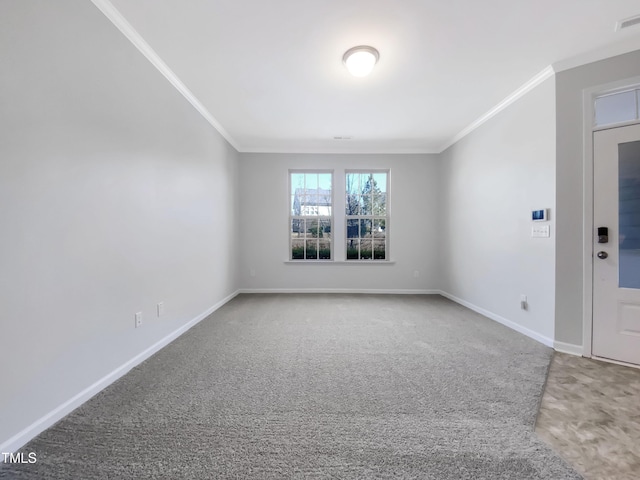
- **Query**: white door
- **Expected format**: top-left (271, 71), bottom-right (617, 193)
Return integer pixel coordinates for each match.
top-left (593, 123), bottom-right (640, 366)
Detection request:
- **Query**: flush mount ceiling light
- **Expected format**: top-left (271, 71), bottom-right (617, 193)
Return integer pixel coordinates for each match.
top-left (343, 46), bottom-right (379, 77)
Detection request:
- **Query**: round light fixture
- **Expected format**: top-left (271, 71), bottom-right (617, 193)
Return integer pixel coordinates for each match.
top-left (343, 46), bottom-right (379, 77)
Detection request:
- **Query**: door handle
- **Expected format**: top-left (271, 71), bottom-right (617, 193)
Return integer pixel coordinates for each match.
top-left (597, 251), bottom-right (608, 259)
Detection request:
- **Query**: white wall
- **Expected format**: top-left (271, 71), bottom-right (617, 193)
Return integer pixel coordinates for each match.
top-left (555, 49), bottom-right (640, 346)
top-left (0, 1), bottom-right (239, 449)
top-left (439, 78), bottom-right (557, 344)
top-left (238, 153), bottom-right (440, 292)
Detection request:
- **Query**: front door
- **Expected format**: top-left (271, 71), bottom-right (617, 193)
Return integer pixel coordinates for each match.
top-left (593, 123), bottom-right (640, 366)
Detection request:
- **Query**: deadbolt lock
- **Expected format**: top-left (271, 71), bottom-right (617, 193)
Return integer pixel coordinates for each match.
top-left (597, 227), bottom-right (609, 244)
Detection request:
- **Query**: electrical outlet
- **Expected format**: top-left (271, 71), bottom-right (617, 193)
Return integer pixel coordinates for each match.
top-left (250, 268), bottom-right (256, 277)
top-left (520, 295), bottom-right (528, 310)
top-left (157, 302), bottom-right (164, 317)
top-left (135, 312), bottom-right (142, 328)
top-left (413, 270), bottom-right (420, 278)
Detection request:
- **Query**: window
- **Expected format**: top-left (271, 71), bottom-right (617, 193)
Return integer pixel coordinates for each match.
top-left (289, 171), bottom-right (333, 260)
top-left (346, 171), bottom-right (388, 260)
top-left (594, 88), bottom-right (640, 127)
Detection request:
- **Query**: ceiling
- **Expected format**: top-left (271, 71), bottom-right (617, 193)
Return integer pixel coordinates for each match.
top-left (100, 0), bottom-right (640, 154)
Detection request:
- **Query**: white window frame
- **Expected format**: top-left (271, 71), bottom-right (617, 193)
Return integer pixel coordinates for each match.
top-left (288, 170), bottom-right (334, 261)
top-left (345, 169), bottom-right (390, 261)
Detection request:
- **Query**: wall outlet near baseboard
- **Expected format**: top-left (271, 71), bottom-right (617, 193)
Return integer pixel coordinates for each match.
top-left (157, 302), bottom-right (164, 317)
top-left (520, 295), bottom-right (528, 310)
top-left (135, 312), bottom-right (142, 328)
top-left (413, 270), bottom-right (419, 278)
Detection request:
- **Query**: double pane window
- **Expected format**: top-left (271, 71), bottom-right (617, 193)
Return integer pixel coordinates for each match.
top-left (346, 171), bottom-right (389, 260)
top-left (290, 171), bottom-right (333, 260)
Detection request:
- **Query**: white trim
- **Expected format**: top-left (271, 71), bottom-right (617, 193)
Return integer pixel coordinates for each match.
top-left (75, 5), bottom-right (640, 158)
top-left (90, 0), bottom-right (241, 151)
top-left (593, 118), bottom-right (640, 132)
top-left (238, 288), bottom-right (437, 295)
top-left (582, 86), bottom-right (596, 358)
top-left (241, 146), bottom-right (441, 154)
top-left (0, 290), bottom-right (240, 454)
top-left (437, 290), bottom-right (554, 348)
top-left (245, 66), bottom-right (556, 155)
top-left (553, 341), bottom-right (584, 356)
top-left (438, 66), bottom-right (555, 152)
top-left (616, 14), bottom-right (640, 33)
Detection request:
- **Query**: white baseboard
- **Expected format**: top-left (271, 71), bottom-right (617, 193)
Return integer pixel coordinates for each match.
top-left (553, 341), bottom-right (584, 356)
top-left (238, 288), bottom-right (439, 295)
top-left (437, 290), bottom-right (555, 348)
top-left (0, 290), bottom-right (240, 454)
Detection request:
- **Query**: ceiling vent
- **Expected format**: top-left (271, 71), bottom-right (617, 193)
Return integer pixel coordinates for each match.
top-left (616, 14), bottom-right (640, 31)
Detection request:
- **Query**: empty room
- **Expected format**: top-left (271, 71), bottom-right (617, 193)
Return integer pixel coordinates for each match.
top-left (2, 0), bottom-right (640, 479)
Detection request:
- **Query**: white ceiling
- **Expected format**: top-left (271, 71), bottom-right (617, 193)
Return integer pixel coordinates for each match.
top-left (101, 0), bottom-right (640, 153)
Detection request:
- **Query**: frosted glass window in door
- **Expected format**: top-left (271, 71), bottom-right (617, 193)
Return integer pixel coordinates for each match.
top-left (619, 140), bottom-right (640, 289)
top-left (595, 90), bottom-right (638, 127)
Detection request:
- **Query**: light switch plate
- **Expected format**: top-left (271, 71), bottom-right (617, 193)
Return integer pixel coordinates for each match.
top-left (532, 225), bottom-right (550, 238)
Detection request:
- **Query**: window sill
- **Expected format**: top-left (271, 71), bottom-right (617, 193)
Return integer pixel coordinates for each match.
top-left (284, 260), bottom-right (396, 265)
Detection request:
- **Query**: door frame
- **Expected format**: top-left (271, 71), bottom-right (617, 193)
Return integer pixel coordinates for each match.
top-left (581, 77), bottom-right (640, 359)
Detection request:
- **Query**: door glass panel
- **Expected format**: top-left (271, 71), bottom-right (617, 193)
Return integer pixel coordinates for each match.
top-left (595, 90), bottom-right (637, 127)
top-left (619, 140), bottom-right (640, 289)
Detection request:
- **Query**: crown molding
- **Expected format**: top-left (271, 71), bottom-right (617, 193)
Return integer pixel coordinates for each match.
top-left (86, 3), bottom-right (639, 157)
top-left (553, 36), bottom-right (640, 73)
top-left (91, 0), bottom-right (241, 152)
top-left (240, 146), bottom-right (441, 154)
top-left (88, 2), bottom-right (557, 157)
top-left (438, 65), bottom-right (556, 153)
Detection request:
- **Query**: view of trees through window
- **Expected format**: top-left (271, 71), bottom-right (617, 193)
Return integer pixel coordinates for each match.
top-left (346, 171), bottom-right (388, 260)
top-left (290, 172), bottom-right (333, 260)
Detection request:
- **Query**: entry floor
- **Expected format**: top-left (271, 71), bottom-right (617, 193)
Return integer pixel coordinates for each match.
top-left (536, 352), bottom-right (640, 480)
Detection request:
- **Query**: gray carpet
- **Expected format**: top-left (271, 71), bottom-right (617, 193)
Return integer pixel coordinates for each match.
top-left (1, 294), bottom-right (581, 479)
